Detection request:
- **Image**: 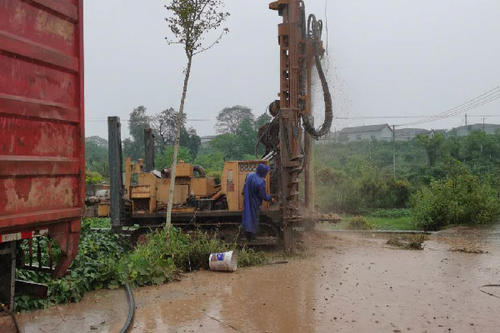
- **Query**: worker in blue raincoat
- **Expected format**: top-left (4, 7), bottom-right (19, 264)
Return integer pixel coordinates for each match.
top-left (242, 164), bottom-right (273, 241)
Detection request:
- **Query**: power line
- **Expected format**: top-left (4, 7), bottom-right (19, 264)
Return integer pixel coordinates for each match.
top-left (335, 114), bottom-right (500, 120)
top-left (86, 118), bottom-right (213, 122)
top-left (396, 86), bottom-right (500, 127)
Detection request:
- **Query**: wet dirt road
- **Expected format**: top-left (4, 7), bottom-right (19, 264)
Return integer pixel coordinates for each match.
top-left (13, 229), bottom-right (500, 333)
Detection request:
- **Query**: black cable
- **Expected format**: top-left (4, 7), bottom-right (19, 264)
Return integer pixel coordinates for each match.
top-left (302, 14), bottom-right (333, 139)
top-left (119, 283), bottom-right (135, 333)
top-left (479, 284), bottom-right (500, 299)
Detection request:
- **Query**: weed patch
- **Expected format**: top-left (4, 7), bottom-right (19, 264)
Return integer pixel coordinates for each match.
top-left (386, 234), bottom-right (427, 250)
top-left (15, 220), bottom-right (267, 312)
top-left (15, 220), bottom-right (126, 311)
top-left (347, 216), bottom-right (374, 230)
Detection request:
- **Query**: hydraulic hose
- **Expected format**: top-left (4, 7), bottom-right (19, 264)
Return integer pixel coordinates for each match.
top-left (301, 14), bottom-right (333, 139)
top-left (119, 282), bottom-right (135, 333)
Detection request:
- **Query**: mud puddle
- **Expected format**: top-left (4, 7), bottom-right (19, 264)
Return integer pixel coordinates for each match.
top-left (15, 230), bottom-right (500, 333)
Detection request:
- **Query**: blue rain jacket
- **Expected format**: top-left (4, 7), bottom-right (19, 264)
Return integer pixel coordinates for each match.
top-left (242, 164), bottom-right (272, 234)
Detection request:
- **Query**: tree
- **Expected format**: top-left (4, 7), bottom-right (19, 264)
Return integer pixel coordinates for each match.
top-left (256, 112), bottom-right (272, 129)
top-left (209, 133), bottom-right (240, 160)
top-left (151, 108), bottom-right (201, 158)
top-left (85, 136), bottom-right (109, 178)
top-left (416, 132), bottom-right (445, 167)
top-left (180, 127), bottom-right (201, 158)
top-left (164, 0), bottom-right (230, 227)
top-left (216, 105), bottom-right (254, 134)
top-left (151, 107), bottom-right (182, 151)
top-left (155, 146), bottom-right (193, 170)
top-left (235, 118), bottom-right (257, 157)
top-left (124, 106), bottom-right (151, 160)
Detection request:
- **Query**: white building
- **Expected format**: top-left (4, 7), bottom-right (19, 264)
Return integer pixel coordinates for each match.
top-left (395, 128), bottom-right (430, 141)
top-left (337, 124), bottom-right (393, 142)
top-left (449, 123), bottom-right (500, 137)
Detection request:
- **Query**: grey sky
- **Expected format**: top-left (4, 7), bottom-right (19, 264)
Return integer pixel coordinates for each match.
top-left (84, 1), bottom-right (500, 139)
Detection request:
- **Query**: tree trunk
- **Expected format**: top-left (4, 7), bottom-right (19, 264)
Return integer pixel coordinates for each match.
top-left (166, 56), bottom-right (193, 228)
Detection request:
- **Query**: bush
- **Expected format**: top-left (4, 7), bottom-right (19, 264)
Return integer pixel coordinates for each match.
top-left (15, 220), bottom-right (126, 311)
top-left (85, 170), bottom-right (103, 185)
top-left (155, 146), bottom-right (193, 170)
top-left (412, 171), bottom-right (500, 230)
top-left (238, 247), bottom-right (266, 267)
top-left (387, 234), bottom-right (427, 250)
top-left (15, 225), bottom-right (267, 311)
top-left (347, 216), bottom-right (374, 230)
top-left (314, 162), bottom-right (410, 214)
top-left (85, 217), bottom-right (111, 228)
top-left (119, 228), bottom-right (234, 286)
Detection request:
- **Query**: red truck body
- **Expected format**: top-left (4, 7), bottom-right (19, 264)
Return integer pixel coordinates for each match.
top-left (0, 0), bottom-right (84, 276)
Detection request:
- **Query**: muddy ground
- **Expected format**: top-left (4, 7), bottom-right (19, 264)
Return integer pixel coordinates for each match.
top-left (5, 226), bottom-right (500, 333)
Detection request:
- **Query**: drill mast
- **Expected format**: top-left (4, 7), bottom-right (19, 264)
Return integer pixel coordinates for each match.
top-left (270, 0), bottom-right (332, 251)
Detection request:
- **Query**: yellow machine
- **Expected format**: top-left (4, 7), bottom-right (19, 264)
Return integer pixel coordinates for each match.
top-left (124, 158), bottom-right (271, 217)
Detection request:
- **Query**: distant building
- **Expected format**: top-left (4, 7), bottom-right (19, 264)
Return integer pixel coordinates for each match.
top-left (449, 123), bottom-right (500, 137)
top-left (337, 124), bottom-right (393, 142)
top-left (395, 128), bottom-right (430, 141)
top-left (200, 135), bottom-right (216, 144)
top-left (316, 131), bottom-right (337, 144)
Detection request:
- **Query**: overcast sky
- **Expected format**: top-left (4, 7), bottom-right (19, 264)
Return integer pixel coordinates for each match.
top-left (84, 0), bottom-right (500, 139)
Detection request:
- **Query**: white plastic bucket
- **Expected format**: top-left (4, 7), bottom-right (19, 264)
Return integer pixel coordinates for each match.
top-left (209, 251), bottom-right (237, 272)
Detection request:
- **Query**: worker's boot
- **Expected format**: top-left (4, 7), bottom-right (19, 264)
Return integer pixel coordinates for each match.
top-left (245, 232), bottom-right (254, 242)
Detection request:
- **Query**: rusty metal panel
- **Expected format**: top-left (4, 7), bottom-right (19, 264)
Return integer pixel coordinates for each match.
top-left (222, 161), bottom-right (270, 212)
top-left (0, 0), bottom-right (84, 271)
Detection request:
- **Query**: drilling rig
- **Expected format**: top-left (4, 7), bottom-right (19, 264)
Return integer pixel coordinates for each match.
top-left (106, 0), bottom-right (333, 251)
top-left (268, 0), bottom-right (333, 251)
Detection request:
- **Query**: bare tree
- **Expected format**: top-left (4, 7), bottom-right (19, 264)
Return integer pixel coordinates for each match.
top-left (164, 0), bottom-right (229, 228)
top-left (151, 107), bottom-right (185, 151)
top-left (216, 105), bottom-right (254, 134)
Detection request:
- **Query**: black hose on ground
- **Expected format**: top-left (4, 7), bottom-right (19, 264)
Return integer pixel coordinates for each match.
top-left (301, 14), bottom-right (333, 139)
top-left (479, 284), bottom-right (500, 299)
top-left (119, 283), bottom-right (135, 333)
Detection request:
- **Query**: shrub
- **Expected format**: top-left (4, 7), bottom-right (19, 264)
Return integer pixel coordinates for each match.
top-left (118, 229), bottom-right (178, 286)
top-left (15, 225), bottom-right (267, 311)
top-left (347, 216), bottom-right (374, 230)
top-left (85, 170), bottom-right (103, 185)
top-left (238, 247), bottom-right (266, 267)
top-left (387, 234), bottom-right (427, 250)
top-left (412, 171), bottom-right (500, 230)
top-left (15, 220), bottom-right (126, 311)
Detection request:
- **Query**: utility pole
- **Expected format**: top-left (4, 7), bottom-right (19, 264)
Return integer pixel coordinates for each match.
top-left (392, 125), bottom-right (396, 179)
top-left (108, 117), bottom-right (123, 232)
top-left (144, 128), bottom-right (155, 172)
top-left (465, 113), bottom-right (468, 126)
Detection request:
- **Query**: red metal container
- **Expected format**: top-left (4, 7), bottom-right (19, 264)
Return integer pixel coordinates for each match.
top-left (0, 0), bottom-right (84, 277)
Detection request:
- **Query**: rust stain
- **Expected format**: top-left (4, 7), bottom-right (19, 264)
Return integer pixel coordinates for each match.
top-left (12, 5), bottom-right (27, 26)
top-left (14, 178), bottom-right (32, 202)
top-left (3, 178), bottom-right (74, 213)
top-left (35, 11), bottom-right (74, 43)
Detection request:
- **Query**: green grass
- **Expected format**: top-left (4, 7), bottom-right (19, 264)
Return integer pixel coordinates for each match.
top-left (366, 216), bottom-right (416, 230)
top-left (324, 214), bottom-right (417, 231)
top-left (85, 217), bottom-right (111, 228)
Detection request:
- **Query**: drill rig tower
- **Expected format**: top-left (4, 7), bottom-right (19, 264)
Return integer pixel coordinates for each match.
top-left (269, 0), bottom-right (333, 251)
